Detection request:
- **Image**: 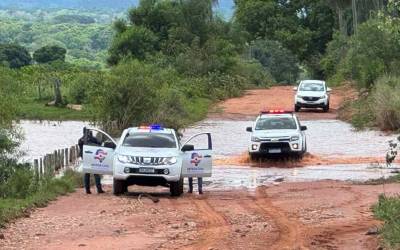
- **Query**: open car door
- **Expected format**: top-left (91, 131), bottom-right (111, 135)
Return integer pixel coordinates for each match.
top-left (82, 128), bottom-right (116, 175)
top-left (181, 133), bottom-right (212, 178)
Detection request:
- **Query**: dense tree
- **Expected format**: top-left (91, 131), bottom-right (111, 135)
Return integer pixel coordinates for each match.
top-left (53, 14), bottom-right (96, 24)
top-left (235, 0), bottom-right (336, 78)
top-left (33, 45), bottom-right (67, 64)
top-left (0, 44), bottom-right (31, 68)
top-left (250, 40), bottom-right (300, 84)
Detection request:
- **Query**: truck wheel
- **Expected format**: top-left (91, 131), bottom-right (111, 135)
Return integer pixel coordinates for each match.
top-left (295, 105), bottom-right (300, 112)
top-left (113, 178), bottom-right (127, 195)
top-left (323, 103), bottom-right (330, 112)
top-left (249, 153), bottom-right (259, 161)
top-left (170, 178), bottom-right (184, 197)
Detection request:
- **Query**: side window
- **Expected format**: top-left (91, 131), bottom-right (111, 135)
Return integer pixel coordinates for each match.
top-left (184, 133), bottom-right (212, 150)
top-left (85, 130), bottom-right (115, 149)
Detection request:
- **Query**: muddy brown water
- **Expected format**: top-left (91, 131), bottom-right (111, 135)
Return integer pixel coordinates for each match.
top-left (20, 119), bottom-right (398, 189)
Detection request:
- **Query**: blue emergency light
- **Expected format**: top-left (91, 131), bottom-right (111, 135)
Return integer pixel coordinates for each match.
top-left (150, 124), bottom-right (164, 130)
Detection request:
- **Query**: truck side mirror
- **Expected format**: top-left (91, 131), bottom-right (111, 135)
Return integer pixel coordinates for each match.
top-left (301, 126), bottom-right (307, 131)
top-left (181, 144), bottom-right (194, 152)
top-left (293, 87), bottom-right (298, 91)
top-left (327, 87), bottom-right (332, 92)
top-left (246, 127), bottom-right (253, 132)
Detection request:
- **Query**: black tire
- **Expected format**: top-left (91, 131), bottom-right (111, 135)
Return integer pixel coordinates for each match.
top-left (249, 153), bottom-right (260, 161)
top-left (113, 178), bottom-right (127, 195)
top-left (323, 102), bottom-right (330, 112)
top-left (294, 105), bottom-right (300, 112)
top-left (170, 178), bottom-right (184, 197)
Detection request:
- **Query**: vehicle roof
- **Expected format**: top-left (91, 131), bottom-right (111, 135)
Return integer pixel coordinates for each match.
top-left (300, 80), bottom-right (325, 84)
top-left (128, 127), bottom-right (175, 134)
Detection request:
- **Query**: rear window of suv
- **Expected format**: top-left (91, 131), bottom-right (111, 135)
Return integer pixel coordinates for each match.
top-left (255, 117), bottom-right (297, 130)
top-left (122, 133), bottom-right (177, 148)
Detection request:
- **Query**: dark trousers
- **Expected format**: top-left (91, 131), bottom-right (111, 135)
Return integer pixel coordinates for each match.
top-left (188, 177), bottom-right (203, 193)
top-left (84, 173), bottom-right (102, 192)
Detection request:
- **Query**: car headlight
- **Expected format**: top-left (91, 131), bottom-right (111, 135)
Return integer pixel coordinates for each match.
top-left (251, 136), bottom-right (261, 142)
top-left (296, 95), bottom-right (303, 98)
top-left (320, 95), bottom-right (327, 99)
top-left (165, 157), bottom-right (177, 165)
top-left (117, 155), bottom-right (131, 164)
top-left (290, 135), bottom-right (300, 141)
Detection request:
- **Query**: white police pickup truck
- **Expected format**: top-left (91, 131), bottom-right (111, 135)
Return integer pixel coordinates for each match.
top-left (81, 125), bottom-right (212, 196)
top-left (246, 110), bottom-right (307, 159)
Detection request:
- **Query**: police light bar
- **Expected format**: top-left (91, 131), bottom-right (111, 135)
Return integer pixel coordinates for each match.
top-left (260, 109), bottom-right (293, 114)
top-left (139, 124), bottom-right (164, 130)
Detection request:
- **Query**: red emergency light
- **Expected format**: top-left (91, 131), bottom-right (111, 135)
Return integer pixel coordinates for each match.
top-left (260, 109), bottom-right (293, 114)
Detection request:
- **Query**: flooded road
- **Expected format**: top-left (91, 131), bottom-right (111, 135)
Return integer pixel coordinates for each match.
top-left (20, 120), bottom-right (89, 161)
top-left (183, 119), bottom-right (394, 158)
top-left (20, 118), bottom-right (398, 187)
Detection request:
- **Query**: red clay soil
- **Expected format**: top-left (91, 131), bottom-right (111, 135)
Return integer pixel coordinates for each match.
top-left (1, 182), bottom-right (397, 250)
top-left (209, 85), bottom-right (357, 120)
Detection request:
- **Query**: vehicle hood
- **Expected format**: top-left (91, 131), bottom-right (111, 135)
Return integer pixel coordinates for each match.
top-left (116, 146), bottom-right (180, 157)
top-left (296, 91), bottom-right (326, 97)
top-left (252, 130), bottom-right (300, 138)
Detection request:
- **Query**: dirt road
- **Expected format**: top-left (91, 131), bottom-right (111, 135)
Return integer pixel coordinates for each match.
top-left (1, 86), bottom-right (398, 250)
top-left (209, 85), bottom-right (356, 120)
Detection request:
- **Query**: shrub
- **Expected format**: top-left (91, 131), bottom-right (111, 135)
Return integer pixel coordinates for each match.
top-left (331, 18), bottom-right (400, 89)
top-left (371, 75), bottom-right (400, 130)
top-left (320, 32), bottom-right (349, 83)
top-left (373, 194), bottom-right (400, 248)
top-left (67, 71), bottom-right (105, 104)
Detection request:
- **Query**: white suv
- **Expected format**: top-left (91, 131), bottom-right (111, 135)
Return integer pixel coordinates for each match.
top-left (246, 110), bottom-right (307, 159)
top-left (81, 125), bottom-right (213, 196)
top-left (294, 80), bottom-right (331, 112)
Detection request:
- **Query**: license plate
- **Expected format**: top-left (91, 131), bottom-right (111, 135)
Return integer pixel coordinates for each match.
top-left (139, 167), bottom-right (155, 174)
top-left (269, 148), bottom-right (282, 154)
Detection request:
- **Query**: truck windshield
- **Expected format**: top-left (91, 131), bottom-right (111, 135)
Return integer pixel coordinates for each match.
top-left (300, 82), bottom-right (324, 91)
top-left (255, 117), bottom-right (297, 130)
top-left (122, 133), bottom-right (176, 148)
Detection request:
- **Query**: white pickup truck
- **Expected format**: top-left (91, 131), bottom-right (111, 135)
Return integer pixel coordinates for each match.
top-left (81, 125), bottom-right (213, 196)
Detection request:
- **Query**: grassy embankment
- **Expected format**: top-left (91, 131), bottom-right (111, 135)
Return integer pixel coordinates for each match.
top-left (373, 193), bottom-right (400, 248)
top-left (18, 99), bottom-right (91, 121)
top-left (0, 170), bottom-right (83, 228)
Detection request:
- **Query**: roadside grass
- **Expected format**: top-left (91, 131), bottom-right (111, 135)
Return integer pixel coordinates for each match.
top-left (17, 98), bottom-right (92, 121)
top-left (373, 194), bottom-right (400, 248)
top-left (0, 169), bottom-right (83, 228)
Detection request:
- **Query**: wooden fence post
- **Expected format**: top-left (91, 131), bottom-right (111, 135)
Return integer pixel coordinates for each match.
top-left (34, 159), bottom-right (39, 181)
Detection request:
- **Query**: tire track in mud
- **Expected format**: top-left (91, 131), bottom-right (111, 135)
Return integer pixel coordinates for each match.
top-left (184, 197), bottom-right (230, 250)
top-left (254, 188), bottom-right (306, 250)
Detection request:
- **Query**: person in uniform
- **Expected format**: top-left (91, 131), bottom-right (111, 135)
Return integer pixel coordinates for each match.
top-left (78, 128), bottom-right (104, 194)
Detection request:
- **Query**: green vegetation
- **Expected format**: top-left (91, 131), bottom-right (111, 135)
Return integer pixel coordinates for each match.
top-left (373, 195), bottom-right (400, 248)
top-left (322, 1), bottom-right (400, 131)
top-left (0, 9), bottom-right (116, 68)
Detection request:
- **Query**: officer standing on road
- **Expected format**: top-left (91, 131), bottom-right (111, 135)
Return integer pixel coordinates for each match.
top-left (188, 177), bottom-right (203, 195)
top-left (78, 128), bottom-right (104, 194)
